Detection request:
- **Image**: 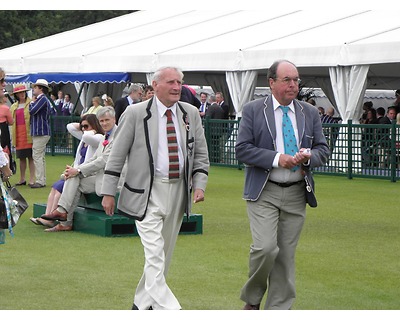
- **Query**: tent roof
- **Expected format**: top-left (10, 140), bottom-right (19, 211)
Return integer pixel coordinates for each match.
top-left (1, 10), bottom-right (400, 88)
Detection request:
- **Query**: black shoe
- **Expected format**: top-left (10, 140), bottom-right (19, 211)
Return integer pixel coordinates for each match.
top-left (15, 181), bottom-right (26, 186)
top-left (243, 303), bottom-right (260, 310)
top-left (132, 303), bottom-right (139, 310)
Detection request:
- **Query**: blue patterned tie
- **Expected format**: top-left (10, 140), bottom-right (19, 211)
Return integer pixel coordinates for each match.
top-left (280, 106), bottom-right (299, 171)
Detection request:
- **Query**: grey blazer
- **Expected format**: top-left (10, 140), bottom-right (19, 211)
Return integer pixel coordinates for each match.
top-left (235, 96), bottom-right (330, 201)
top-left (78, 125), bottom-right (118, 196)
top-left (101, 98), bottom-right (209, 221)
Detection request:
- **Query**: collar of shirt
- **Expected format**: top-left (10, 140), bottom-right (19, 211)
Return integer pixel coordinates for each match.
top-left (107, 125), bottom-right (117, 137)
top-left (272, 94), bottom-right (295, 112)
top-left (127, 96), bottom-right (134, 105)
top-left (156, 96), bottom-right (178, 118)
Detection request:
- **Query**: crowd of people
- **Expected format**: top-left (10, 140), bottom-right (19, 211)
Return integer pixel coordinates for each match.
top-left (308, 93), bottom-right (400, 169)
top-left (360, 100), bottom-right (400, 168)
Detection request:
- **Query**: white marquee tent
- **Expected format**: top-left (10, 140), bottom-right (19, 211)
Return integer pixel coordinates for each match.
top-left (1, 10), bottom-right (400, 121)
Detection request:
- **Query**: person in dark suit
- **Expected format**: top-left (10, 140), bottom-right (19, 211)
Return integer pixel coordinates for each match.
top-left (180, 84), bottom-right (201, 108)
top-left (205, 94), bottom-right (224, 119)
top-left (376, 107), bottom-right (391, 167)
top-left (205, 95), bottom-right (225, 162)
top-left (236, 60), bottom-right (330, 310)
top-left (114, 84), bottom-right (143, 124)
top-left (215, 91), bottom-right (230, 119)
top-left (198, 91), bottom-right (211, 118)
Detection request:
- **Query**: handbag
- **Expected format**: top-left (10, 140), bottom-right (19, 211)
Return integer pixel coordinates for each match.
top-left (0, 180), bottom-right (29, 229)
top-left (304, 174), bottom-right (317, 208)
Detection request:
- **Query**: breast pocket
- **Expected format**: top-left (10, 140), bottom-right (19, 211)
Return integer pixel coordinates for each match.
top-left (305, 134), bottom-right (314, 148)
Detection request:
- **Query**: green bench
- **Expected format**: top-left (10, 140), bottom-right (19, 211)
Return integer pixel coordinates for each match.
top-left (33, 193), bottom-right (203, 237)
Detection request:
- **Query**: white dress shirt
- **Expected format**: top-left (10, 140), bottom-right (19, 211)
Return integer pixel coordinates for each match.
top-left (269, 95), bottom-right (303, 183)
top-left (155, 97), bottom-right (184, 178)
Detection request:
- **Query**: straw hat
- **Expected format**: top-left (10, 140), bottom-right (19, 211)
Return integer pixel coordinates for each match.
top-left (32, 79), bottom-right (49, 89)
top-left (12, 84), bottom-right (29, 94)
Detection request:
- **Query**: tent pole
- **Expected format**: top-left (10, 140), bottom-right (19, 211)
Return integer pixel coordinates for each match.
top-left (72, 82), bottom-right (86, 116)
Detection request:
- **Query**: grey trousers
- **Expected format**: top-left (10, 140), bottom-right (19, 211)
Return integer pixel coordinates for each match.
top-left (240, 181), bottom-right (306, 310)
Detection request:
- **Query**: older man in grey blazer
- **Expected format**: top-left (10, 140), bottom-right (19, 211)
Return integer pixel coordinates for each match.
top-left (236, 60), bottom-right (330, 310)
top-left (101, 66), bottom-right (209, 310)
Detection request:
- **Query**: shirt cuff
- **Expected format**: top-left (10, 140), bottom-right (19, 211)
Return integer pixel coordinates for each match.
top-left (272, 153), bottom-right (281, 168)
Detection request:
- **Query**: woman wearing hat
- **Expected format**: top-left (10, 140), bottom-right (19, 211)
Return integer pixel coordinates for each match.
top-left (10, 84), bottom-right (35, 186)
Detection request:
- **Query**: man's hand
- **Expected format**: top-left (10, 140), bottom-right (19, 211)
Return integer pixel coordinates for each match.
top-left (293, 148), bottom-right (311, 166)
top-left (193, 189), bottom-right (205, 203)
top-left (102, 195), bottom-right (115, 216)
top-left (278, 154), bottom-right (299, 170)
top-left (64, 165), bottom-right (79, 179)
top-left (279, 148), bottom-right (312, 170)
top-left (0, 165), bottom-right (12, 181)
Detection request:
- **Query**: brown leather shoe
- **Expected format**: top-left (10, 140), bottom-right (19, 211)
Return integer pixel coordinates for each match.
top-left (243, 303), bottom-right (260, 310)
top-left (44, 224), bottom-right (72, 232)
top-left (41, 209), bottom-right (67, 221)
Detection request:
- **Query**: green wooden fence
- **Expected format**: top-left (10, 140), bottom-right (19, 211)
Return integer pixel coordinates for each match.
top-left (47, 116), bottom-right (400, 182)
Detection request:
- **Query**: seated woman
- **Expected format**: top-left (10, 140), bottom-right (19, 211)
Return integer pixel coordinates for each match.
top-left (30, 114), bottom-right (104, 227)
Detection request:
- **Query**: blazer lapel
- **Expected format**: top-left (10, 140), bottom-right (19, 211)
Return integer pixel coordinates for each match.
top-left (177, 103), bottom-right (188, 157)
top-left (264, 96), bottom-right (277, 142)
top-left (144, 98), bottom-right (158, 168)
top-left (294, 100), bottom-right (305, 146)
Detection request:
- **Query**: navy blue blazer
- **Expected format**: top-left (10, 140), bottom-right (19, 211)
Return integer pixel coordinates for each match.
top-left (114, 96), bottom-right (130, 124)
top-left (235, 96), bottom-right (330, 201)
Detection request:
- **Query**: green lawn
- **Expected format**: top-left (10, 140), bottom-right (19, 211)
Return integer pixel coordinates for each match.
top-left (1, 155), bottom-right (399, 310)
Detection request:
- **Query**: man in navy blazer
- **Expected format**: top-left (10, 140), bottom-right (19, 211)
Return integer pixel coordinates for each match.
top-left (236, 60), bottom-right (330, 310)
top-left (216, 91), bottom-right (230, 119)
top-left (114, 84), bottom-right (143, 124)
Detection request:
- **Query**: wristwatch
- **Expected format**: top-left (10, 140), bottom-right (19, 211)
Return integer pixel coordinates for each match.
top-left (77, 168), bottom-right (83, 177)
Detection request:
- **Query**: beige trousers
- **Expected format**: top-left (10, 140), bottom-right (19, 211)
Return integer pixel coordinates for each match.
top-left (58, 174), bottom-right (96, 227)
top-left (134, 177), bottom-right (185, 310)
top-left (32, 135), bottom-right (50, 185)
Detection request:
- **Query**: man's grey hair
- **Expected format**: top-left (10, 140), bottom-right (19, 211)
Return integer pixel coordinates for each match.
top-left (97, 106), bottom-right (115, 119)
top-left (127, 83), bottom-right (142, 95)
top-left (152, 66), bottom-right (184, 82)
top-left (209, 95), bottom-right (217, 103)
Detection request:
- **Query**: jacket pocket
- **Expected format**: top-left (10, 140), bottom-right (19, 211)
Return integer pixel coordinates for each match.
top-left (118, 183), bottom-right (147, 216)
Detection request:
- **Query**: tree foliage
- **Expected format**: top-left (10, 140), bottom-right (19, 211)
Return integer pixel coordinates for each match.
top-left (0, 10), bottom-right (135, 49)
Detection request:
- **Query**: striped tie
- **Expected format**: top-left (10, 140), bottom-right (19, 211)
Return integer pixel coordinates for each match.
top-left (165, 109), bottom-right (180, 179)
